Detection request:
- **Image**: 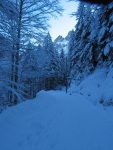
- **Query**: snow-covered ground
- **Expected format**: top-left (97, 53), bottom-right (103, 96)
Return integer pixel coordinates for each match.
top-left (0, 89), bottom-right (113, 150)
top-left (69, 68), bottom-right (113, 105)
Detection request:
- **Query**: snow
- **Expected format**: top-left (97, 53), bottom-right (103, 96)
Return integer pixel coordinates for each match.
top-left (70, 68), bottom-right (113, 104)
top-left (54, 36), bottom-right (69, 54)
top-left (98, 26), bottom-right (106, 42)
top-left (110, 25), bottom-right (113, 32)
top-left (104, 45), bottom-right (110, 56)
top-left (0, 89), bottom-right (113, 150)
top-left (104, 41), bottom-right (113, 56)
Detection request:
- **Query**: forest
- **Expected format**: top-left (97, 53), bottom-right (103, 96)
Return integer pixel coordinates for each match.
top-left (0, 0), bottom-right (113, 110)
top-left (0, 0), bottom-right (113, 150)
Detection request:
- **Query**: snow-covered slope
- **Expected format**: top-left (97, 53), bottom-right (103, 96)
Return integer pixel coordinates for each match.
top-left (70, 68), bottom-right (113, 105)
top-left (0, 90), bottom-right (113, 150)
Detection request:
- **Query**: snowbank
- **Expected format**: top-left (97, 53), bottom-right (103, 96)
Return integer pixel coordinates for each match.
top-left (0, 90), bottom-right (113, 150)
top-left (0, 90), bottom-right (58, 150)
top-left (70, 68), bottom-right (113, 105)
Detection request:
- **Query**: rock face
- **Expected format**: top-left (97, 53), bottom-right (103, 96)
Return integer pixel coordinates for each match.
top-left (54, 35), bottom-right (69, 54)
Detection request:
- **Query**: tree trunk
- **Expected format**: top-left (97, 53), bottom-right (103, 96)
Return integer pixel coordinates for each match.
top-left (10, 0), bottom-right (23, 104)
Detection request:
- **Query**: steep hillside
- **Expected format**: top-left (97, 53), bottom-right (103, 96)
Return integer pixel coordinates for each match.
top-left (69, 68), bottom-right (113, 105)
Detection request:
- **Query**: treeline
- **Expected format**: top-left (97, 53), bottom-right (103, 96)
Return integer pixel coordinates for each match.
top-left (20, 33), bottom-right (68, 99)
top-left (0, 0), bottom-right (65, 110)
top-left (68, 2), bottom-right (113, 82)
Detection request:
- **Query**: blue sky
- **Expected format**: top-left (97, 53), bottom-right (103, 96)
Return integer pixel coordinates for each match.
top-left (49, 0), bottom-right (79, 40)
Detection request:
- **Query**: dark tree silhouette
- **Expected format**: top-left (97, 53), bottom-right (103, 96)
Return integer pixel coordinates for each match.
top-left (79, 0), bottom-right (112, 5)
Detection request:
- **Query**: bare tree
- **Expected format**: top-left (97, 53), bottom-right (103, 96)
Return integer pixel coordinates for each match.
top-left (0, 0), bottom-right (63, 105)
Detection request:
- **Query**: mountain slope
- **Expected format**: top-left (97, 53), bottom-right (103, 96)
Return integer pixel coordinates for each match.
top-left (54, 35), bottom-right (69, 53)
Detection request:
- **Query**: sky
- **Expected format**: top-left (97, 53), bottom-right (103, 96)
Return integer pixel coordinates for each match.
top-left (49, 0), bottom-right (79, 40)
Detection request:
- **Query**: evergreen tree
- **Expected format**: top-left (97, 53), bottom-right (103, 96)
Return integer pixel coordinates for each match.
top-left (69, 1), bottom-right (113, 83)
top-left (20, 42), bottom-right (39, 98)
top-left (0, 0), bottom-right (63, 109)
top-left (42, 33), bottom-right (60, 89)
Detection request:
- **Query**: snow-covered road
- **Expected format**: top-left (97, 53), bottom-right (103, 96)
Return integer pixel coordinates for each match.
top-left (0, 91), bottom-right (113, 150)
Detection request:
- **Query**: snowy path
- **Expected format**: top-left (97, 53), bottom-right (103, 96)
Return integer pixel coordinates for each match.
top-left (0, 91), bottom-right (113, 150)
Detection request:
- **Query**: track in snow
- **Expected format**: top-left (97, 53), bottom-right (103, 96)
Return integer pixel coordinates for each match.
top-left (0, 91), bottom-right (113, 150)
